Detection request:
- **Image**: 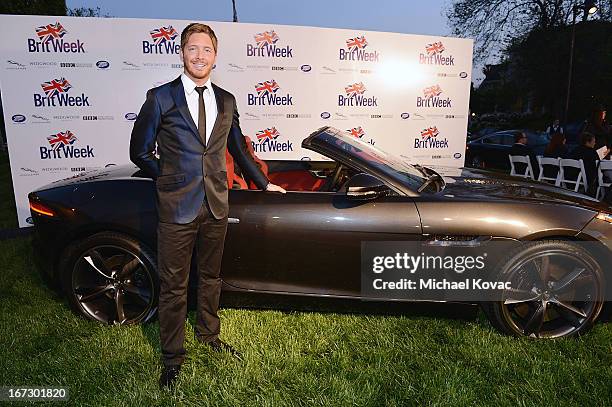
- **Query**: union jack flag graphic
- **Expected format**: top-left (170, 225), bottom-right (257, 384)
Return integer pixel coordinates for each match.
top-left (47, 130), bottom-right (77, 150)
top-left (255, 80), bottom-right (280, 96)
top-left (345, 82), bottom-right (366, 97)
top-left (256, 127), bottom-right (280, 142)
top-left (254, 30), bottom-right (279, 47)
top-left (420, 126), bottom-right (439, 139)
top-left (40, 78), bottom-right (72, 97)
top-left (347, 127), bottom-right (365, 139)
top-left (36, 22), bottom-right (67, 43)
top-left (149, 26), bottom-right (178, 45)
top-left (425, 41), bottom-right (445, 56)
top-left (346, 36), bottom-right (368, 51)
top-left (423, 85), bottom-right (442, 99)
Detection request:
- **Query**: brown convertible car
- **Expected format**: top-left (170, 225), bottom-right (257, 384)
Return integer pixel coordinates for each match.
top-left (29, 127), bottom-right (611, 338)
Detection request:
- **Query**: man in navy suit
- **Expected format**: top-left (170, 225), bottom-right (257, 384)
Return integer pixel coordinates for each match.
top-left (129, 23), bottom-right (285, 388)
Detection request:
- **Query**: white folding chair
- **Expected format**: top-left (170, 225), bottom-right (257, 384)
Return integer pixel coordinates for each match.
top-left (559, 159), bottom-right (588, 193)
top-left (596, 160), bottom-right (612, 200)
top-left (509, 155), bottom-right (534, 180)
top-left (536, 156), bottom-right (561, 186)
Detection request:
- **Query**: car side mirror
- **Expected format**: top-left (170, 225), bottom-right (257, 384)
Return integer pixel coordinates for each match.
top-left (345, 173), bottom-right (390, 200)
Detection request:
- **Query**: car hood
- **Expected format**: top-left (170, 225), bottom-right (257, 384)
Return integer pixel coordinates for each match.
top-left (429, 165), bottom-right (608, 211)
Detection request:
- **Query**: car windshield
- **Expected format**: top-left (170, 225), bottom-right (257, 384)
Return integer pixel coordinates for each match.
top-left (313, 129), bottom-right (431, 191)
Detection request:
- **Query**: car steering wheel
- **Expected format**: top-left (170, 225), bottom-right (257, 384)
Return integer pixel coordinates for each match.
top-left (323, 163), bottom-right (344, 192)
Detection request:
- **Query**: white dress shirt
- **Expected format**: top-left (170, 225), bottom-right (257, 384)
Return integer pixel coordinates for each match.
top-left (181, 73), bottom-right (218, 144)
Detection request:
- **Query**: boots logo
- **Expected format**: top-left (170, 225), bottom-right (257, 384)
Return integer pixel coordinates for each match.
top-left (28, 21), bottom-right (85, 53)
top-left (417, 84), bottom-right (452, 108)
top-left (252, 127), bottom-right (294, 153)
top-left (247, 30), bottom-right (294, 58)
top-left (34, 77), bottom-right (90, 107)
top-left (143, 25), bottom-right (180, 54)
top-left (340, 35), bottom-right (379, 62)
top-left (338, 82), bottom-right (378, 107)
top-left (420, 41), bottom-right (454, 65)
top-left (247, 80), bottom-right (293, 106)
top-left (40, 130), bottom-right (95, 160)
top-left (415, 126), bottom-right (449, 149)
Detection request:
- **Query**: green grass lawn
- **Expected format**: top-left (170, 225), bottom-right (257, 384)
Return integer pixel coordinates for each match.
top-left (0, 150), bottom-right (18, 229)
top-left (0, 236), bottom-right (610, 406)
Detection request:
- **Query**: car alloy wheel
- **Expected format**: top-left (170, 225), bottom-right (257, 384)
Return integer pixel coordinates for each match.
top-left (61, 232), bottom-right (158, 325)
top-left (484, 241), bottom-right (605, 338)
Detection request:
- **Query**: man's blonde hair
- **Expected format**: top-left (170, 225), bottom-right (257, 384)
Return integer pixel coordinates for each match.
top-left (181, 23), bottom-right (218, 52)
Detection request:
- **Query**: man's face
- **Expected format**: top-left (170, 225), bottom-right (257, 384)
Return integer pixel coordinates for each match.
top-left (181, 32), bottom-right (216, 84)
top-left (586, 138), bottom-right (596, 148)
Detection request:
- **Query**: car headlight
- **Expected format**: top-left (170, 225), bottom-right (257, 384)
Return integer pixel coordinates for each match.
top-left (596, 212), bottom-right (612, 223)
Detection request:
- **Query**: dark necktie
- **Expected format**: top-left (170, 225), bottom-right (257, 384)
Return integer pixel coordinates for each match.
top-left (195, 86), bottom-right (207, 147)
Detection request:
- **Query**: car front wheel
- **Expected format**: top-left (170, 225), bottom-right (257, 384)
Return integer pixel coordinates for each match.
top-left (483, 241), bottom-right (605, 338)
top-left (60, 232), bottom-right (158, 325)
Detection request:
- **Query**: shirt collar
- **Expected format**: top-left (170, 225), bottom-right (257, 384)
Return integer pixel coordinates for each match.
top-left (181, 73), bottom-right (212, 95)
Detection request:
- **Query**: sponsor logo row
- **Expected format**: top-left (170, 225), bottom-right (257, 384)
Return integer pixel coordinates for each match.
top-left (24, 21), bottom-right (465, 67)
top-left (11, 113), bottom-right (137, 123)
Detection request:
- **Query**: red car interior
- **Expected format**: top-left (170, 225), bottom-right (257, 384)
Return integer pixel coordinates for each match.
top-left (225, 136), bottom-right (327, 192)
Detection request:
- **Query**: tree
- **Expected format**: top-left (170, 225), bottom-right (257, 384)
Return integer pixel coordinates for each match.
top-left (506, 21), bottom-right (612, 121)
top-left (66, 7), bottom-right (106, 17)
top-left (0, 0), bottom-right (66, 15)
top-left (446, 0), bottom-right (612, 62)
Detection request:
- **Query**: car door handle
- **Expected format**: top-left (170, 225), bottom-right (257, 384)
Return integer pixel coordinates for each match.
top-left (228, 217), bottom-right (240, 224)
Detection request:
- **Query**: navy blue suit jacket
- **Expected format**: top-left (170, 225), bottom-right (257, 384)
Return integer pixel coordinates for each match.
top-left (130, 76), bottom-right (268, 223)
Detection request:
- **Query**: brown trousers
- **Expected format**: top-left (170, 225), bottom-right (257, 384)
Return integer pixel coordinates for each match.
top-left (157, 202), bottom-right (228, 367)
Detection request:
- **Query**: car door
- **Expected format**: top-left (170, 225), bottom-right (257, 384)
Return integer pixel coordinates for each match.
top-left (221, 188), bottom-right (422, 297)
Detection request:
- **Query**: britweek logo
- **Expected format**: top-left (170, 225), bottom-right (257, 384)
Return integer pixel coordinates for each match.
top-left (28, 21), bottom-right (85, 53)
top-left (338, 82), bottom-right (378, 107)
top-left (415, 126), bottom-right (449, 149)
top-left (39, 130), bottom-right (95, 159)
top-left (339, 36), bottom-right (379, 62)
top-left (419, 41), bottom-right (454, 66)
top-left (143, 25), bottom-right (179, 54)
top-left (247, 80), bottom-right (293, 106)
top-left (247, 30), bottom-right (293, 58)
top-left (34, 77), bottom-right (90, 107)
top-left (417, 84), bottom-right (452, 108)
top-left (251, 127), bottom-right (293, 153)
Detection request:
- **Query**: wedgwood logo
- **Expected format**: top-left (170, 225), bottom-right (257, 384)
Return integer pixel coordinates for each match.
top-left (124, 113), bottom-right (138, 121)
top-left (12, 114), bottom-right (26, 123)
top-left (321, 112), bottom-right (331, 119)
top-left (300, 64), bottom-right (312, 72)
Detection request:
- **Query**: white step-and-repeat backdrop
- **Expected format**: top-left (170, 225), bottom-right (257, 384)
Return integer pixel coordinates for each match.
top-left (0, 15), bottom-right (473, 227)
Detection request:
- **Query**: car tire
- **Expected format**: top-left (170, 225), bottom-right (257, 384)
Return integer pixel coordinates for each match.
top-left (59, 232), bottom-right (158, 325)
top-left (482, 240), bottom-right (605, 338)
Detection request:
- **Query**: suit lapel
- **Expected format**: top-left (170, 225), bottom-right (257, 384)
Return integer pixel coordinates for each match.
top-left (208, 83), bottom-right (227, 149)
top-left (170, 77), bottom-right (202, 145)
